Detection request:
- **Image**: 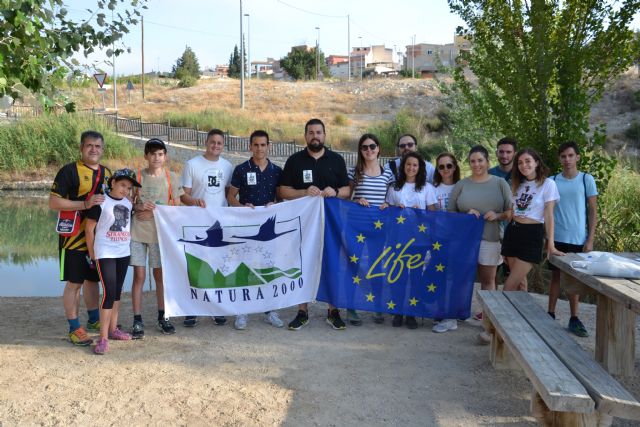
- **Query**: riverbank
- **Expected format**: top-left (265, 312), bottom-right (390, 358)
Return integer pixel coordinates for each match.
top-left (1, 288), bottom-right (639, 426)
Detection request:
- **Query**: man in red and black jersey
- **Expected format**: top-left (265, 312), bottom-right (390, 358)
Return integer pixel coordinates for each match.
top-left (49, 131), bottom-right (111, 346)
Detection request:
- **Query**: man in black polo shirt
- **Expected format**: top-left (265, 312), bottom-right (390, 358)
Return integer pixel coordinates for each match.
top-left (278, 118), bottom-right (350, 330)
top-left (227, 129), bottom-right (285, 330)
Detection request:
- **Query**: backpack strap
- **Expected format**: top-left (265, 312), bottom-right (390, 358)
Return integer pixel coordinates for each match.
top-left (389, 159), bottom-right (398, 180)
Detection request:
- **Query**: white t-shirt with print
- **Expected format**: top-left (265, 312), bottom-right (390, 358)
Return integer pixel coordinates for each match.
top-left (93, 194), bottom-right (133, 259)
top-left (512, 178), bottom-right (559, 223)
top-left (181, 155), bottom-right (233, 208)
top-left (386, 182), bottom-right (437, 209)
top-left (433, 183), bottom-right (455, 212)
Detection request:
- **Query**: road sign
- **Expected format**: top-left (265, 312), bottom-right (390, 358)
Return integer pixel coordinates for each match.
top-left (126, 80), bottom-right (134, 90)
top-left (94, 73), bottom-right (107, 88)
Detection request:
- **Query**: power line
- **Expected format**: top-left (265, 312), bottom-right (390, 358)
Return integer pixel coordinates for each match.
top-left (276, 0), bottom-right (347, 18)
top-left (145, 21), bottom-right (236, 38)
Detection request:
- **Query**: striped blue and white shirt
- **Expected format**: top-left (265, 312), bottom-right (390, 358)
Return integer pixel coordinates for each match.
top-left (348, 166), bottom-right (395, 207)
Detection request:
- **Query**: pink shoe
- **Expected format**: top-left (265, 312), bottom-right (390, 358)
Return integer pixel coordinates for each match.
top-left (108, 328), bottom-right (132, 341)
top-left (94, 338), bottom-right (109, 354)
top-left (473, 312), bottom-right (483, 321)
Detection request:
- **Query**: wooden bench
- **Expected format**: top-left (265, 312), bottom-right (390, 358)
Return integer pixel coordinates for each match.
top-left (477, 290), bottom-right (640, 426)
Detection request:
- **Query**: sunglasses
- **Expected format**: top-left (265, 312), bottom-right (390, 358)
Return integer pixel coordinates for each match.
top-left (360, 143), bottom-right (378, 151)
top-left (398, 142), bottom-right (415, 149)
top-left (438, 163), bottom-right (454, 170)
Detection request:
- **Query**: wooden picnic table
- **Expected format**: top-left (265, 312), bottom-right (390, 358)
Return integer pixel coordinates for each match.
top-left (548, 252), bottom-right (640, 377)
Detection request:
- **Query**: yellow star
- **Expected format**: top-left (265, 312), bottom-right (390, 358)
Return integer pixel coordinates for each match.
top-left (356, 233), bottom-right (365, 243)
top-left (396, 215), bottom-right (406, 224)
top-left (349, 254), bottom-right (359, 263)
top-left (352, 275), bottom-right (362, 285)
top-left (432, 241), bottom-right (442, 250)
top-left (418, 224), bottom-right (427, 233)
top-left (366, 292), bottom-right (375, 302)
top-left (436, 263), bottom-right (445, 272)
top-left (373, 220), bottom-right (383, 229)
top-left (387, 300), bottom-right (396, 310)
top-left (427, 283), bottom-right (437, 292)
top-left (409, 297), bottom-right (418, 306)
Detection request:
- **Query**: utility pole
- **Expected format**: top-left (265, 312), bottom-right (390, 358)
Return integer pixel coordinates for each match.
top-left (358, 36), bottom-right (363, 81)
top-left (112, 9), bottom-right (117, 110)
top-left (240, 0), bottom-right (244, 109)
top-left (141, 15), bottom-right (145, 101)
top-left (244, 13), bottom-right (250, 79)
top-left (412, 34), bottom-right (416, 79)
top-left (347, 15), bottom-right (351, 82)
top-left (315, 26), bottom-right (320, 80)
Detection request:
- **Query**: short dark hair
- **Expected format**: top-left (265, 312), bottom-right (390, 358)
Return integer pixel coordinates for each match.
top-left (397, 133), bottom-right (417, 146)
top-left (250, 130), bottom-right (269, 145)
top-left (206, 128), bottom-right (225, 142)
top-left (304, 118), bottom-right (325, 134)
top-left (80, 130), bottom-right (104, 146)
top-left (497, 137), bottom-right (517, 150)
top-left (558, 141), bottom-right (580, 155)
top-left (468, 145), bottom-right (490, 162)
top-left (144, 138), bottom-right (167, 155)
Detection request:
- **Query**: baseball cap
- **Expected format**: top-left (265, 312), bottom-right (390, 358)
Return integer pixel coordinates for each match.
top-left (109, 168), bottom-right (142, 188)
top-left (144, 138), bottom-right (166, 153)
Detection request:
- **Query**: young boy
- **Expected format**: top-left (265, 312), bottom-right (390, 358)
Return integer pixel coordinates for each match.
top-left (129, 138), bottom-right (183, 338)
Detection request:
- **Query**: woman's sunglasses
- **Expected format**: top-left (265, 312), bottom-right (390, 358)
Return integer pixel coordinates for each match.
top-left (438, 163), bottom-right (454, 170)
top-left (360, 143), bottom-right (378, 151)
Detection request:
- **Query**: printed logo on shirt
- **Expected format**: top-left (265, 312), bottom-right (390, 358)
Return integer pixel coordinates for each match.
top-left (515, 185), bottom-right (535, 214)
top-left (107, 204), bottom-right (131, 241)
top-left (303, 170), bottom-right (313, 184)
top-left (203, 168), bottom-right (224, 193)
top-left (247, 172), bottom-right (257, 186)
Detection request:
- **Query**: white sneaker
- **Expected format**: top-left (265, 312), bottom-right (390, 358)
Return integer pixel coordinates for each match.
top-left (264, 311), bottom-right (284, 328)
top-left (477, 331), bottom-right (491, 345)
top-left (234, 314), bottom-right (247, 330)
top-left (432, 318), bottom-right (458, 333)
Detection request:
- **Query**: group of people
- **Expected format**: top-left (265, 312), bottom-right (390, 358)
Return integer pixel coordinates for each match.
top-left (48, 118), bottom-right (597, 354)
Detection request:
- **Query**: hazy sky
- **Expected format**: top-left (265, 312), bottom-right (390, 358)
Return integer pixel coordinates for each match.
top-left (64, 0), bottom-right (640, 77)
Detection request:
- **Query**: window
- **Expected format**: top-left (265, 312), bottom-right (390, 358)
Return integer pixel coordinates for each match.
top-left (427, 50), bottom-right (433, 55)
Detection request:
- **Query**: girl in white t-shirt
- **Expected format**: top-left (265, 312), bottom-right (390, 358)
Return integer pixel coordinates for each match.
top-left (86, 169), bottom-right (141, 355)
top-left (501, 149), bottom-right (564, 291)
top-left (381, 151), bottom-right (437, 329)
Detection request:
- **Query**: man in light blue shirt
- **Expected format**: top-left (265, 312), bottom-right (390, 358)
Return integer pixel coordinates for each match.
top-left (547, 141), bottom-right (598, 337)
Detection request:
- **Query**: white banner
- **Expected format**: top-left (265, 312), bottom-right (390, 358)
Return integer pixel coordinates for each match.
top-left (155, 197), bottom-right (324, 317)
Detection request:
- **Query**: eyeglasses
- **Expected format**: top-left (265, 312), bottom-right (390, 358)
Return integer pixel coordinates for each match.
top-left (398, 142), bottom-right (415, 149)
top-left (360, 143), bottom-right (378, 151)
top-left (438, 163), bottom-right (454, 170)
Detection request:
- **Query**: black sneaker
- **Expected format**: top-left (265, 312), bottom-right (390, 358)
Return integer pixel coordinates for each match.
top-left (183, 316), bottom-right (198, 327)
top-left (131, 320), bottom-right (145, 340)
top-left (405, 316), bottom-right (418, 330)
top-left (568, 318), bottom-right (589, 337)
top-left (392, 315), bottom-right (403, 327)
top-left (326, 309), bottom-right (346, 330)
top-left (213, 316), bottom-right (227, 326)
top-left (373, 313), bottom-right (385, 324)
top-left (288, 310), bottom-right (309, 331)
top-left (158, 318), bottom-right (176, 335)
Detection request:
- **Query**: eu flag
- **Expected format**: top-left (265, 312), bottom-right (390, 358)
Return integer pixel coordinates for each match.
top-left (317, 198), bottom-right (483, 319)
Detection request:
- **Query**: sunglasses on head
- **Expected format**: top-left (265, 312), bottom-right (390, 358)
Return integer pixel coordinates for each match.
top-left (438, 163), bottom-right (454, 170)
top-left (360, 143), bottom-right (378, 151)
top-left (398, 142), bottom-right (415, 149)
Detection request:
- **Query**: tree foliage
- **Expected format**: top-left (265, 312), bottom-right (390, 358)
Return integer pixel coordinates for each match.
top-left (447, 0), bottom-right (640, 187)
top-left (0, 0), bottom-right (146, 106)
top-left (172, 45), bottom-right (200, 87)
top-left (280, 47), bottom-right (329, 80)
top-left (227, 38), bottom-right (247, 79)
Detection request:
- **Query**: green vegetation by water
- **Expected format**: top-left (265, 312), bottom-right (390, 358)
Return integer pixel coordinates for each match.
top-left (0, 113), bottom-right (136, 171)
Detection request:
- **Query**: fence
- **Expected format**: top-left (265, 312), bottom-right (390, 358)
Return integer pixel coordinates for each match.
top-left (4, 106), bottom-right (396, 167)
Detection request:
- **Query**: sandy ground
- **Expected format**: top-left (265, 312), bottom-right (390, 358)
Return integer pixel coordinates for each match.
top-left (1, 286), bottom-right (640, 427)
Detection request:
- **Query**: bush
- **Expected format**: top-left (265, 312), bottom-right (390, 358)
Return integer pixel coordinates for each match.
top-left (178, 75), bottom-right (197, 88)
top-left (332, 113), bottom-right (349, 126)
top-left (624, 120), bottom-right (640, 145)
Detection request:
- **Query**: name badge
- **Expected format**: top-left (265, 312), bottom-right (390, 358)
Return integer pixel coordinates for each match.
top-left (303, 170), bottom-right (313, 183)
top-left (247, 172), bottom-right (257, 186)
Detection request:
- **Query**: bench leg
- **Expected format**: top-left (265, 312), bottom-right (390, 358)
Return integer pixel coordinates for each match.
top-left (490, 332), bottom-right (520, 370)
top-left (531, 390), bottom-right (612, 427)
top-left (595, 295), bottom-right (636, 376)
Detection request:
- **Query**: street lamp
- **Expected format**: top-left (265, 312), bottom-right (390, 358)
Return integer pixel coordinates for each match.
top-left (240, 0), bottom-right (244, 109)
top-left (358, 36), bottom-right (363, 81)
top-left (244, 13), bottom-right (250, 79)
top-left (412, 34), bottom-right (416, 79)
top-left (315, 26), bottom-right (320, 80)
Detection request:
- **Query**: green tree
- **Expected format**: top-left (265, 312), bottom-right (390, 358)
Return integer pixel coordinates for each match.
top-left (280, 47), bottom-right (329, 80)
top-left (227, 38), bottom-right (247, 79)
top-left (172, 45), bottom-right (200, 87)
top-left (447, 0), bottom-right (640, 186)
top-left (0, 0), bottom-right (146, 106)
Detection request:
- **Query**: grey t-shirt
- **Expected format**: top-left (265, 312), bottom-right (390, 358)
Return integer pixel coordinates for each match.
top-left (448, 175), bottom-right (512, 242)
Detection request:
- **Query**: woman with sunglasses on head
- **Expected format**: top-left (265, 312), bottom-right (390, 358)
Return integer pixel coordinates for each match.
top-left (381, 151), bottom-right (437, 329)
top-left (448, 146), bottom-right (512, 342)
top-left (501, 149), bottom-right (564, 293)
top-left (430, 153), bottom-right (462, 333)
top-left (346, 134), bottom-right (395, 326)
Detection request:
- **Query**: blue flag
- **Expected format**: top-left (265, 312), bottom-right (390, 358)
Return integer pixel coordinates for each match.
top-left (317, 198), bottom-right (483, 319)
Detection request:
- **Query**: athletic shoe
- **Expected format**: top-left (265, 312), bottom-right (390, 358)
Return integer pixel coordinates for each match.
top-left (86, 320), bottom-right (101, 331)
top-left (548, 312), bottom-right (556, 320)
top-left (432, 319), bottom-right (458, 333)
top-left (264, 311), bottom-right (284, 328)
top-left (108, 328), bottom-right (132, 341)
top-left (131, 320), bottom-right (144, 340)
top-left (234, 314), bottom-right (247, 330)
top-left (373, 313), bottom-right (384, 324)
top-left (94, 338), bottom-right (109, 355)
top-left (326, 309), bottom-right (346, 330)
top-left (347, 309), bottom-right (362, 326)
top-left (473, 312), bottom-right (483, 321)
top-left (183, 316), bottom-right (198, 327)
top-left (69, 326), bottom-right (93, 346)
top-left (568, 318), bottom-right (589, 337)
top-left (213, 316), bottom-right (227, 326)
top-left (288, 310), bottom-right (309, 331)
top-left (405, 316), bottom-right (418, 330)
top-left (477, 331), bottom-right (491, 345)
top-left (392, 315), bottom-right (403, 327)
top-left (158, 318), bottom-right (176, 335)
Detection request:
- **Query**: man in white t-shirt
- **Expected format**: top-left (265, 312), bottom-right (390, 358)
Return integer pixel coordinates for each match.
top-left (180, 129), bottom-right (234, 327)
top-left (384, 134), bottom-right (435, 184)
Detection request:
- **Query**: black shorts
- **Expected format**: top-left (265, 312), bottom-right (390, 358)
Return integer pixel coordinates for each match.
top-left (548, 242), bottom-right (583, 271)
top-left (59, 248), bottom-right (100, 284)
top-left (501, 221), bottom-right (545, 264)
